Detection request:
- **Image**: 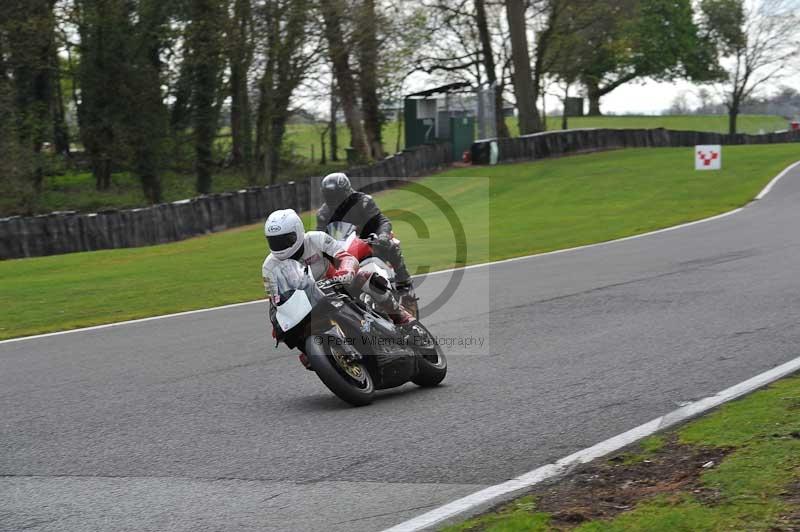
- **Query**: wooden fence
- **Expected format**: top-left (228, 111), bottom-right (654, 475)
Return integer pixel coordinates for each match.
top-left (470, 127), bottom-right (800, 165)
top-left (1, 143), bottom-right (452, 259)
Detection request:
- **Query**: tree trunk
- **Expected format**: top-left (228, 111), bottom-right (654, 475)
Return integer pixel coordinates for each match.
top-left (190, 0), bottom-right (223, 194)
top-left (268, 116), bottom-right (288, 184)
top-left (585, 79), bottom-right (602, 116)
top-left (52, 48), bottom-right (70, 157)
top-left (561, 84), bottom-right (570, 130)
top-left (131, 1), bottom-right (168, 205)
top-left (320, 0), bottom-right (370, 162)
top-left (93, 157), bottom-right (112, 191)
top-left (476, 0), bottom-right (510, 138)
top-left (505, 0), bottom-right (541, 135)
top-left (329, 83), bottom-right (339, 161)
top-left (229, 0), bottom-right (253, 176)
top-left (357, 0), bottom-right (384, 159)
top-left (728, 104), bottom-right (739, 135)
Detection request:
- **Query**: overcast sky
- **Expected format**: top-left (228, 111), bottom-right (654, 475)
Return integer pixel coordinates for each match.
top-left (592, 74), bottom-right (800, 115)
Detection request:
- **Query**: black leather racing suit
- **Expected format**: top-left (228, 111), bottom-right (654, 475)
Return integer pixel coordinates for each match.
top-left (316, 191), bottom-right (411, 284)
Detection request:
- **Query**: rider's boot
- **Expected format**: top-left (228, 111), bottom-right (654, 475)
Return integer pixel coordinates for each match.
top-left (382, 295), bottom-right (415, 326)
top-left (358, 272), bottom-right (415, 326)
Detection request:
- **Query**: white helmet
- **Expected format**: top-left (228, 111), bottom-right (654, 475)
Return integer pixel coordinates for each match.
top-left (264, 209), bottom-right (304, 260)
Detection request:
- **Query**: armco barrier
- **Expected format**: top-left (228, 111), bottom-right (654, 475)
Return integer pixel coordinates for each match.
top-left (470, 127), bottom-right (800, 165)
top-left (0, 143), bottom-right (452, 259)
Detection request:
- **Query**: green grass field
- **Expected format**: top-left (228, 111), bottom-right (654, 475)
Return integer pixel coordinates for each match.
top-left (445, 373), bottom-right (800, 531)
top-left (2, 143), bottom-right (799, 340)
top-left (289, 114), bottom-right (787, 163)
top-left (7, 114), bottom-right (786, 217)
top-left (535, 114), bottom-right (788, 135)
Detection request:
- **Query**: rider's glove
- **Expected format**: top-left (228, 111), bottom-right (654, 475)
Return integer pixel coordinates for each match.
top-left (330, 269), bottom-right (354, 285)
top-left (371, 232), bottom-right (391, 248)
top-left (331, 250), bottom-right (358, 285)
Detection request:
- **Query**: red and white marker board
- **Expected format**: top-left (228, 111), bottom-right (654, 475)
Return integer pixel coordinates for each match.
top-left (695, 145), bottom-right (722, 170)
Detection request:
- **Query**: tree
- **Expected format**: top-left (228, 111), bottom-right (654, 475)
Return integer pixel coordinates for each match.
top-left (699, 0), bottom-right (799, 134)
top-left (329, 80), bottom-right (339, 161)
top-left (475, 0), bottom-right (509, 137)
top-left (187, 0), bottom-right (224, 195)
top-left (75, 0), bottom-right (129, 191)
top-left (125, 0), bottom-right (172, 203)
top-left (536, 0), bottom-right (598, 129)
top-left (320, 0), bottom-right (370, 163)
top-left (228, 0), bottom-right (255, 175)
top-left (357, 0), bottom-right (385, 159)
top-left (254, 0), bottom-right (315, 183)
top-left (6, 0), bottom-right (57, 193)
top-left (0, 8), bottom-right (38, 213)
top-left (667, 92), bottom-right (692, 114)
top-left (75, 0), bottom-right (171, 201)
top-left (570, 0), bottom-right (720, 115)
top-left (505, 0), bottom-right (541, 134)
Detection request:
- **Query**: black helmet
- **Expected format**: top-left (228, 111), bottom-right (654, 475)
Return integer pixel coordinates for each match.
top-left (321, 173), bottom-right (353, 207)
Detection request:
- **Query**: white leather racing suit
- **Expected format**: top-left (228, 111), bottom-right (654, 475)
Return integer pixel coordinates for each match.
top-left (262, 231), bottom-right (355, 304)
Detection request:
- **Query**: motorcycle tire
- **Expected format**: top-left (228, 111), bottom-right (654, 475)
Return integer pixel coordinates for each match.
top-left (408, 322), bottom-right (447, 387)
top-left (305, 336), bottom-right (375, 406)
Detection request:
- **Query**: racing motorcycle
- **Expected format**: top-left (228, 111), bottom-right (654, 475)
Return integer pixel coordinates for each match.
top-left (270, 259), bottom-right (446, 406)
top-left (326, 221), bottom-right (419, 318)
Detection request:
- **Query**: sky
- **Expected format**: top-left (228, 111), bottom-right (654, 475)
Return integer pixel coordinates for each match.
top-left (592, 74), bottom-right (800, 115)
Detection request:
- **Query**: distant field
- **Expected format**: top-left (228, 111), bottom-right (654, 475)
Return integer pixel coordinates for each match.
top-left (288, 114), bottom-right (788, 163)
top-left (538, 114), bottom-right (788, 135)
top-left (3, 143), bottom-right (799, 339)
top-left (284, 121), bottom-right (405, 161)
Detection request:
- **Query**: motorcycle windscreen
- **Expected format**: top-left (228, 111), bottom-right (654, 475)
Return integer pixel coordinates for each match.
top-left (359, 257), bottom-right (393, 281)
top-left (272, 259), bottom-right (325, 331)
top-left (276, 290), bottom-right (314, 331)
top-left (326, 221), bottom-right (357, 242)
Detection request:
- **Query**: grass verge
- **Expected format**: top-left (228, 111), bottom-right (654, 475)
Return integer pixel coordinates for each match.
top-left (5, 115), bottom-right (785, 216)
top-left (444, 373), bottom-right (800, 531)
top-left (1, 144), bottom-right (799, 340)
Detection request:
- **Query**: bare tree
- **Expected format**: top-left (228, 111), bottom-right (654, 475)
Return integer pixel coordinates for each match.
top-left (254, 0), bottom-right (316, 183)
top-left (320, 0), bottom-right (370, 163)
top-left (700, 0), bottom-right (800, 134)
top-left (505, 0), bottom-right (541, 134)
top-left (357, 0), bottom-right (385, 159)
top-left (475, 0), bottom-right (509, 137)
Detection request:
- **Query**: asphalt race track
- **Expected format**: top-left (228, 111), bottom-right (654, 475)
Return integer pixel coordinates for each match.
top-left (3, 163), bottom-right (800, 531)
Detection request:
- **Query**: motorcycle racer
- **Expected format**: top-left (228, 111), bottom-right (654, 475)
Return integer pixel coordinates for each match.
top-left (262, 209), bottom-right (413, 328)
top-left (315, 173), bottom-right (413, 294)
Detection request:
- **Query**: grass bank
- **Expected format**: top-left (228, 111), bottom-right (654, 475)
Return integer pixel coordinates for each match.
top-left (6, 114), bottom-right (785, 216)
top-left (445, 373), bottom-right (800, 531)
top-left (2, 144), bottom-right (799, 340)
top-left (535, 114), bottom-right (788, 136)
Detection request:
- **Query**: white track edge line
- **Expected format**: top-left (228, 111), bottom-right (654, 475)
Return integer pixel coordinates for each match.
top-left (383, 355), bottom-right (800, 532)
top-left (756, 160), bottom-right (800, 199)
top-left (3, 159), bottom-right (798, 345)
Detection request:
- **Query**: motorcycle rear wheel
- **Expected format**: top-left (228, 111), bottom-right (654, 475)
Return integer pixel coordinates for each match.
top-left (305, 336), bottom-right (375, 406)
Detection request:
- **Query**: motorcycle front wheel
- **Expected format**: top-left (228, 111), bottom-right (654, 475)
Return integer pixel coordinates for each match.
top-left (408, 322), bottom-right (447, 387)
top-left (305, 336), bottom-right (375, 406)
